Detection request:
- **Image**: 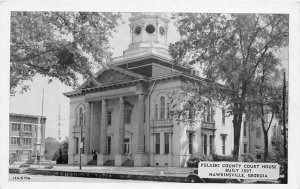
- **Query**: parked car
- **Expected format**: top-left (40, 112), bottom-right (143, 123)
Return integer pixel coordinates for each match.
top-left (187, 169), bottom-right (243, 183)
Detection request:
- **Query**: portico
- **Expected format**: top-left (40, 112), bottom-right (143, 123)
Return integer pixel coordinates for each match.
top-left (79, 81), bottom-right (148, 166)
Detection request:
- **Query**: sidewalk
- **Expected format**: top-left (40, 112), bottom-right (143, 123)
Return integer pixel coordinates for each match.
top-left (10, 164), bottom-right (194, 182)
top-left (10, 164), bottom-right (194, 177)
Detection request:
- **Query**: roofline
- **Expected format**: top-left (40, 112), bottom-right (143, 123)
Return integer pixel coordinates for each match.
top-left (64, 78), bottom-right (147, 97)
top-left (9, 113), bottom-right (47, 119)
top-left (111, 52), bottom-right (192, 70)
top-left (64, 73), bottom-right (225, 98)
top-left (82, 78), bottom-right (145, 93)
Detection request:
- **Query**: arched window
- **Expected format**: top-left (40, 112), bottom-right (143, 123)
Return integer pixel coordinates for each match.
top-left (79, 107), bottom-right (84, 126)
top-left (160, 96), bottom-right (166, 119)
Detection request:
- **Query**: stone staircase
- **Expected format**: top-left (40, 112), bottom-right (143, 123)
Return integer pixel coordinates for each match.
top-left (104, 160), bottom-right (115, 166)
top-left (122, 159), bottom-right (134, 167)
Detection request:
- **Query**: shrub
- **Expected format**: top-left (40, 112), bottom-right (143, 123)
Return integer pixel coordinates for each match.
top-left (212, 154), bottom-right (236, 162)
top-left (187, 154), bottom-right (212, 168)
top-left (239, 153), bottom-right (256, 162)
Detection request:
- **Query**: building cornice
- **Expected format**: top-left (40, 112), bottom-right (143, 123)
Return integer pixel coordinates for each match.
top-left (9, 113), bottom-right (47, 119)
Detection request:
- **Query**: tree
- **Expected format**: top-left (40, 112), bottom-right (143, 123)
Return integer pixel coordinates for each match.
top-left (248, 58), bottom-right (282, 161)
top-left (169, 13), bottom-right (288, 160)
top-left (44, 137), bottom-right (60, 160)
top-left (54, 137), bottom-right (69, 164)
top-left (10, 12), bottom-right (121, 95)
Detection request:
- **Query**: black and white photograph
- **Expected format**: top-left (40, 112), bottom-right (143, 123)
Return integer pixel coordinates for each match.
top-left (0, 1), bottom-right (299, 188)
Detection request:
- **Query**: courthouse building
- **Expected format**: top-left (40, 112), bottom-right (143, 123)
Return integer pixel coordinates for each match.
top-left (9, 113), bottom-right (46, 161)
top-left (64, 13), bottom-right (234, 167)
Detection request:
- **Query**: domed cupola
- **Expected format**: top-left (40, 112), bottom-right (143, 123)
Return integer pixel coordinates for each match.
top-left (123, 13), bottom-right (170, 56)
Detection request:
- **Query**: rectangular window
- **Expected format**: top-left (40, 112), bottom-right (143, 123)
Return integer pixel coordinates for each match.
top-left (107, 136), bottom-right (111, 154)
top-left (209, 135), bottom-right (213, 154)
top-left (244, 143), bottom-right (247, 153)
top-left (204, 107), bottom-right (212, 122)
top-left (75, 137), bottom-right (79, 154)
top-left (244, 121), bottom-right (247, 137)
top-left (155, 133), bottom-right (160, 154)
top-left (124, 138), bottom-right (130, 154)
top-left (160, 106), bottom-right (165, 120)
top-left (256, 127), bottom-right (261, 138)
top-left (203, 134), bottom-right (207, 155)
top-left (82, 137), bottom-right (85, 154)
top-left (189, 133), bottom-right (193, 154)
top-left (125, 109), bottom-right (132, 124)
top-left (107, 111), bottom-right (112, 125)
top-left (167, 103), bottom-right (170, 119)
top-left (207, 108), bottom-right (211, 122)
top-left (155, 104), bottom-right (158, 120)
top-left (23, 138), bottom-right (31, 145)
top-left (222, 109), bottom-right (225, 125)
top-left (10, 137), bottom-right (20, 145)
top-left (24, 124), bottom-right (32, 132)
top-left (222, 137), bottom-right (226, 155)
top-left (12, 123), bottom-right (21, 131)
top-left (164, 133), bottom-right (169, 154)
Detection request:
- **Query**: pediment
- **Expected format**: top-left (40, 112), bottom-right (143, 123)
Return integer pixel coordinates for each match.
top-left (96, 69), bottom-right (138, 85)
top-left (79, 78), bottom-right (100, 90)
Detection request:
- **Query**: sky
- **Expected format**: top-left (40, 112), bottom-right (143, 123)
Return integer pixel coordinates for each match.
top-left (9, 13), bottom-right (181, 141)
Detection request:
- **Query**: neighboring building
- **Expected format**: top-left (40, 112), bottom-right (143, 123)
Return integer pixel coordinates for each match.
top-left (240, 113), bottom-right (282, 160)
top-left (64, 13), bottom-right (234, 167)
top-left (9, 113), bottom-right (46, 161)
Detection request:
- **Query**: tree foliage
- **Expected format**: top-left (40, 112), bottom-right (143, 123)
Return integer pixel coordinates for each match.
top-left (53, 137), bottom-right (69, 164)
top-left (169, 13), bottom-right (288, 159)
top-left (247, 54), bottom-right (283, 161)
top-left (10, 11), bottom-right (121, 95)
top-left (44, 137), bottom-right (60, 160)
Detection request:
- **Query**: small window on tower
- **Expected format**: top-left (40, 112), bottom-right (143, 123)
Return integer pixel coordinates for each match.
top-left (159, 26), bottom-right (165, 35)
top-left (135, 26), bottom-right (141, 35)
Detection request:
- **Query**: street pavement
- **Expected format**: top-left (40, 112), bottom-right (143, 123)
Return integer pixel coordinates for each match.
top-left (9, 174), bottom-right (156, 182)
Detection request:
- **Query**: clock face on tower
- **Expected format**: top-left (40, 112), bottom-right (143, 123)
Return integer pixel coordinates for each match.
top-left (146, 24), bottom-right (155, 34)
top-left (135, 26), bottom-right (141, 35)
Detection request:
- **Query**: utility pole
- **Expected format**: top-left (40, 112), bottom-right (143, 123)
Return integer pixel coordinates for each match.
top-left (39, 89), bottom-right (44, 168)
top-left (58, 100), bottom-right (62, 141)
top-left (79, 120), bottom-right (83, 170)
top-left (282, 72), bottom-right (287, 183)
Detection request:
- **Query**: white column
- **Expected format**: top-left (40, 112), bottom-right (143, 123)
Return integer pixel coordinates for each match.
top-left (115, 97), bottom-right (126, 166)
top-left (84, 102), bottom-right (91, 154)
top-left (89, 103), bottom-right (94, 153)
top-left (137, 94), bottom-right (145, 153)
top-left (118, 97), bottom-right (125, 155)
top-left (100, 100), bottom-right (107, 154)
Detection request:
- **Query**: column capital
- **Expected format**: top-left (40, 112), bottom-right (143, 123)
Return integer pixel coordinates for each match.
top-left (138, 93), bottom-right (145, 100)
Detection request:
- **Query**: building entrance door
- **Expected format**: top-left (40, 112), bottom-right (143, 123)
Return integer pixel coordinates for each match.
top-left (124, 138), bottom-right (130, 154)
